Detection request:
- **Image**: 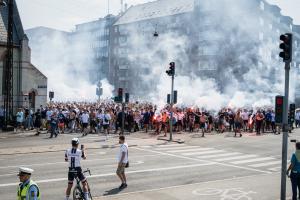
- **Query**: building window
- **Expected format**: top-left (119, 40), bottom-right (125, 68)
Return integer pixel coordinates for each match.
top-left (260, 1), bottom-right (264, 10)
top-left (269, 24), bottom-right (272, 30)
top-left (259, 32), bottom-right (264, 41)
top-left (259, 17), bottom-right (264, 26)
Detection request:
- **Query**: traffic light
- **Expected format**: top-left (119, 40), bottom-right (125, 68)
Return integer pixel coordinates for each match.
top-left (125, 93), bottom-right (129, 103)
top-left (118, 88), bottom-right (123, 99)
top-left (173, 90), bottom-right (177, 104)
top-left (167, 94), bottom-right (170, 104)
top-left (49, 91), bottom-right (54, 100)
top-left (275, 95), bottom-right (284, 124)
top-left (279, 33), bottom-right (293, 62)
top-left (166, 62), bottom-right (175, 76)
top-left (289, 103), bottom-right (296, 123)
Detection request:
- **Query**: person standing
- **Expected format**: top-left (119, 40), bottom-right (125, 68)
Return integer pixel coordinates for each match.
top-left (17, 167), bottom-right (40, 200)
top-left (65, 138), bottom-right (89, 200)
top-left (255, 111), bottom-right (264, 135)
top-left (116, 135), bottom-right (128, 190)
top-left (81, 110), bottom-right (89, 136)
top-left (103, 110), bottom-right (111, 139)
top-left (0, 105), bottom-right (4, 129)
top-left (287, 142), bottom-right (300, 200)
top-left (34, 109), bottom-right (42, 136)
top-left (296, 110), bottom-right (300, 128)
top-left (16, 108), bottom-right (24, 132)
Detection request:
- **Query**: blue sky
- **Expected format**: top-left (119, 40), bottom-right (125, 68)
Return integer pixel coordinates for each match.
top-left (15, 0), bottom-right (300, 31)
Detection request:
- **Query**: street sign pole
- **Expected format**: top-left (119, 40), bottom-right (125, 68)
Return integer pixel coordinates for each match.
top-left (280, 61), bottom-right (290, 200)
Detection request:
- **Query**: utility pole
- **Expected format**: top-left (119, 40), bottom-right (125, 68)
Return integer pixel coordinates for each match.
top-left (3, 0), bottom-right (14, 131)
top-left (279, 33), bottom-right (292, 200)
top-left (121, 102), bottom-right (125, 135)
top-left (169, 73), bottom-right (174, 141)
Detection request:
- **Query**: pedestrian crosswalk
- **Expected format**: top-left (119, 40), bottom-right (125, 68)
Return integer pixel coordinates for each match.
top-left (141, 144), bottom-right (283, 172)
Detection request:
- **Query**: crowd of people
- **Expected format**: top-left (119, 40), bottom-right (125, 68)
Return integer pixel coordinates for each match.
top-left (11, 100), bottom-right (300, 138)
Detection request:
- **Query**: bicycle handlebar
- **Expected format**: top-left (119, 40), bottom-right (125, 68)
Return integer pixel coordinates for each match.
top-left (83, 168), bottom-right (91, 176)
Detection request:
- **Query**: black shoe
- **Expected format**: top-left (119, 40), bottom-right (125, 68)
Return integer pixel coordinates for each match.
top-left (118, 183), bottom-right (124, 190)
top-left (123, 183), bottom-right (127, 188)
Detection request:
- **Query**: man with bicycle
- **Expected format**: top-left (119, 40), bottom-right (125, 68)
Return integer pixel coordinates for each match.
top-left (65, 138), bottom-right (89, 200)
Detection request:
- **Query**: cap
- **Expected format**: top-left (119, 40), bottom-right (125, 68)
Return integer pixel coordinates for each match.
top-left (18, 167), bottom-right (34, 176)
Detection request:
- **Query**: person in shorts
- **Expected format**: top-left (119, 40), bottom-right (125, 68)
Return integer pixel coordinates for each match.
top-left (116, 135), bottom-right (128, 190)
top-left (64, 138), bottom-right (89, 200)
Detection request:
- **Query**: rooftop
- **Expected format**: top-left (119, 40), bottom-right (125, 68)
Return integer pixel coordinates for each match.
top-left (114, 0), bottom-right (194, 25)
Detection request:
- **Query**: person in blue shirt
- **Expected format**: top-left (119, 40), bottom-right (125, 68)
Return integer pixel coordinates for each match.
top-left (287, 142), bottom-right (300, 200)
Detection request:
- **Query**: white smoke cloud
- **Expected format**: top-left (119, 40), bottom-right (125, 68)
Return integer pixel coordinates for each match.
top-left (118, 0), bottom-right (293, 110)
top-left (27, 28), bottom-right (114, 102)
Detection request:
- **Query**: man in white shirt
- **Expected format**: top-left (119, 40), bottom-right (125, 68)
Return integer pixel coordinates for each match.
top-left (81, 110), bottom-right (89, 136)
top-left (64, 138), bottom-right (88, 200)
top-left (102, 110), bottom-right (111, 136)
top-left (241, 110), bottom-right (249, 131)
top-left (116, 135), bottom-right (128, 190)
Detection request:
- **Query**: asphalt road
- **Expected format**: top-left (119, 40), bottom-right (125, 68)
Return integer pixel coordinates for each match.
top-left (0, 130), bottom-right (299, 200)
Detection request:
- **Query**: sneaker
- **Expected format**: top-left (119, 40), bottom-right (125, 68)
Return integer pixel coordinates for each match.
top-left (123, 183), bottom-right (127, 188)
top-left (118, 183), bottom-right (124, 190)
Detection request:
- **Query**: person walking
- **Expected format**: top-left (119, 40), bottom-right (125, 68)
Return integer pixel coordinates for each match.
top-left (116, 135), bottom-right (128, 190)
top-left (287, 142), bottom-right (300, 200)
top-left (17, 167), bottom-right (40, 200)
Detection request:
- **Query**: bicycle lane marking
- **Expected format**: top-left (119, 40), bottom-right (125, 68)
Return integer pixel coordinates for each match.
top-left (192, 187), bottom-right (257, 200)
top-left (132, 147), bottom-right (273, 174)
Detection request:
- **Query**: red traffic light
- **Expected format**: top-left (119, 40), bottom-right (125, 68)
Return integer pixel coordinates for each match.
top-left (276, 97), bottom-right (283, 105)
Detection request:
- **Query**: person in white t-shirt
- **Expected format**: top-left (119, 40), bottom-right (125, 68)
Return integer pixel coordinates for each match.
top-left (102, 110), bottom-right (111, 136)
top-left (116, 135), bottom-right (128, 190)
top-left (81, 110), bottom-right (89, 136)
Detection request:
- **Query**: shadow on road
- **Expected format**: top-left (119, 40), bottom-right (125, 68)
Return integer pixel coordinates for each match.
top-left (103, 187), bottom-right (122, 196)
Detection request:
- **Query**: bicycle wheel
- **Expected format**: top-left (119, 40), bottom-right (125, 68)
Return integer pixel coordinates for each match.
top-left (73, 186), bottom-right (84, 200)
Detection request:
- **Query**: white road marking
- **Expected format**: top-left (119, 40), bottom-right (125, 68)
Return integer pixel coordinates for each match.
top-left (166, 148), bottom-right (213, 153)
top-left (214, 155), bottom-right (257, 162)
top-left (132, 147), bottom-right (272, 174)
top-left (0, 154), bottom-right (156, 169)
top-left (155, 146), bottom-right (200, 151)
top-left (156, 144), bottom-right (186, 148)
top-left (197, 152), bottom-right (242, 159)
top-left (230, 157), bottom-right (275, 165)
top-left (182, 150), bottom-right (225, 156)
top-left (0, 162), bottom-right (214, 187)
top-left (249, 160), bottom-right (281, 168)
top-left (268, 166), bottom-right (282, 171)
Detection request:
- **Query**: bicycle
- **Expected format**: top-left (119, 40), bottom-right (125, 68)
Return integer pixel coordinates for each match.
top-left (73, 168), bottom-right (93, 200)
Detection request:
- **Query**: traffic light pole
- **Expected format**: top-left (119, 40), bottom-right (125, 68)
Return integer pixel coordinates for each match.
top-left (169, 74), bottom-right (174, 141)
top-left (280, 61), bottom-right (290, 200)
top-left (121, 102), bottom-right (125, 135)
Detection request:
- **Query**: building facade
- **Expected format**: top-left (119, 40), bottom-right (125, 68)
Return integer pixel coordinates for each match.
top-left (110, 0), bottom-right (300, 101)
top-left (0, 0), bottom-right (47, 112)
top-left (72, 14), bottom-right (117, 84)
